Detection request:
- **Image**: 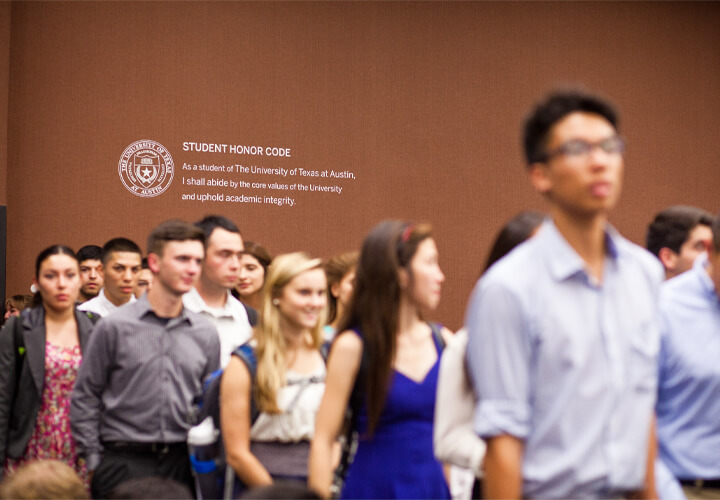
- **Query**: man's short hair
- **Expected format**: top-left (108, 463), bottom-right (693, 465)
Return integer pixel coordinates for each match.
top-left (107, 476), bottom-right (193, 499)
top-left (646, 205), bottom-right (714, 257)
top-left (523, 89), bottom-right (619, 165)
top-left (147, 219), bottom-right (205, 257)
top-left (100, 238), bottom-right (142, 265)
top-left (194, 215), bottom-right (240, 249)
top-left (711, 212), bottom-right (720, 253)
top-left (77, 244), bottom-right (102, 263)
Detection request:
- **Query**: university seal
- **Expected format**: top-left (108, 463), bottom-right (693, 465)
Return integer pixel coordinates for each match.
top-left (118, 140), bottom-right (174, 197)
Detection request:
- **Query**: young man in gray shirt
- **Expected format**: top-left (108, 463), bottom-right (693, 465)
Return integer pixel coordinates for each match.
top-left (71, 220), bottom-right (221, 498)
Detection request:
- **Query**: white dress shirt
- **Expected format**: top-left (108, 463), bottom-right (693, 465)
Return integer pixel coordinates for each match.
top-left (78, 288), bottom-right (136, 317)
top-left (183, 288), bottom-right (252, 368)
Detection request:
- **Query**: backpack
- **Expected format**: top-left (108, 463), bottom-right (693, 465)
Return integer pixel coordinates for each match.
top-left (331, 322), bottom-right (446, 496)
top-left (191, 341), bottom-right (329, 500)
top-left (190, 343), bottom-right (258, 500)
top-left (199, 343), bottom-right (260, 431)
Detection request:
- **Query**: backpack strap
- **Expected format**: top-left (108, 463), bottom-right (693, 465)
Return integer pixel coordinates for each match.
top-left (429, 321), bottom-right (446, 351)
top-left (242, 303), bottom-right (258, 327)
top-left (320, 340), bottom-right (331, 361)
top-left (231, 343), bottom-right (260, 424)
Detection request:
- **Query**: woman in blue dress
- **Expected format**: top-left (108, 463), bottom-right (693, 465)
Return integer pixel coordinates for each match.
top-left (309, 220), bottom-right (452, 499)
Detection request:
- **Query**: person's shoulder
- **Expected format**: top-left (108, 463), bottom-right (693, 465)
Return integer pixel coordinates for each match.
top-left (333, 328), bottom-right (363, 353)
top-left (617, 235), bottom-right (660, 266)
top-left (480, 238), bottom-right (541, 293)
top-left (615, 236), bottom-right (665, 285)
top-left (181, 288), bottom-right (203, 312)
top-left (103, 297), bottom-right (141, 320)
top-left (184, 307), bottom-right (216, 330)
top-left (184, 308), bottom-right (221, 346)
top-left (225, 293), bottom-right (251, 322)
top-left (328, 329), bottom-right (363, 369)
top-left (660, 263), bottom-right (707, 308)
top-left (77, 296), bottom-right (99, 313)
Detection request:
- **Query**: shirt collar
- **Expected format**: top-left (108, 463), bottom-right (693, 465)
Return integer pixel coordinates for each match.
top-left (539, 218), bottom-right (624, 282)
top-left (100, 288), bottom-right (137, 308)
top-left (137, 293), bottom-right (195, 325)
top-left (692, 252), bottom-right (716, 299)
top-left (185, 287), bottom-right (238, 319)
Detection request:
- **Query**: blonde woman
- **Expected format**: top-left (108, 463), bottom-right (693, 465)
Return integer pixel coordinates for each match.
top-left (220, 252), bottom-right (327, 491)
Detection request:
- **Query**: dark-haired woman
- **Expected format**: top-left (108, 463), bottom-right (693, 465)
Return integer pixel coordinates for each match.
top-left (433, 211), bottom-right (544, 500)
top-left (322, 251), bottom-right (358, 342)
top-left (309, 221), bottom-right (452, 499)
top-left (0, 245), bottom-right (93, 485)
top-left (234, 241), bottom-right (273, 326)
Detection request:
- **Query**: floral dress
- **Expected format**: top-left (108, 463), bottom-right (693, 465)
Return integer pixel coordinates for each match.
top-left (5, 341), bottom-right (88, 488)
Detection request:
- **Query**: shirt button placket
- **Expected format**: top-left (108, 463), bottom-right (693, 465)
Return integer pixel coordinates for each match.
top-left (160, 323), bottom-right (168, 442)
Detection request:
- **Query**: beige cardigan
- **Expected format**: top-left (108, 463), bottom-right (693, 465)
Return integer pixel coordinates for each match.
top-left (433, 328), bottom-right (486, 478)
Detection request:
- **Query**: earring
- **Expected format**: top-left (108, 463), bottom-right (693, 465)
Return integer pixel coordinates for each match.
top-left (272, 298), bottom-right (280, 306)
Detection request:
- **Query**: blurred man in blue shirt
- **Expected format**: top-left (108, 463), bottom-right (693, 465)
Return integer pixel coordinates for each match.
top-left (646, 206), bottom-right (713, 281)
top-left (656, 214), bottom-right (720, 499)
top-left (466, 90), bottom-right (663, 499)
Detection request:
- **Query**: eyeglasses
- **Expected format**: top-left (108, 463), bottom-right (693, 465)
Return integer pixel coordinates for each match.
top-left (541, 136), bottom-right (625, 162)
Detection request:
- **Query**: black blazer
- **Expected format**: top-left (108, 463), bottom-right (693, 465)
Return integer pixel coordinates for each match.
top-left (0, 306), bottom-right (93, 476)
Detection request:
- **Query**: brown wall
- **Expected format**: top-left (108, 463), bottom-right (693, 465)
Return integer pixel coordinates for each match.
top-left (0, 2), bottom-right (10, 207)
top-left (5, 2), bottom-right (720, 329)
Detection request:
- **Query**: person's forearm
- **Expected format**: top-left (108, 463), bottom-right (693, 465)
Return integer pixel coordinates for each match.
top-left (71, 327), bottom-right (109, 467)
top-left (70, 382), bottom-right (103, 465)
top-left (635, 417), bottom-right (658, 500)
top-left (227, 448), bottom-right (272, 488)
top-left (309, 437), bottom-right (335, 498)
top-left (0, 320), bottom-right (18, 478)
top-left (436, 428), bottom-right (486, 473)
top-left (483, 435), bottom-right (523, 499)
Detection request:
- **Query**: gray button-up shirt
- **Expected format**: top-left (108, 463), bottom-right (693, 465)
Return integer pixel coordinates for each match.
top-left (70, 295), bottom-right (220, 470)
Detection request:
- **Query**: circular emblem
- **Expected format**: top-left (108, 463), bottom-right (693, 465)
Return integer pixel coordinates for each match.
top-left (118, 140), bottom-right (174, 197)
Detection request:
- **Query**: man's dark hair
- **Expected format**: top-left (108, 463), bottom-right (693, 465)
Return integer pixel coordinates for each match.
top-left (646, 205), bottom-right (714, 257)
top-left (147, 219), bottom-right (205, 257)
top-left (713, 213), bottom-right (720, 252)
top-left (485, 211), bottom-right (545, 272)
top-left (141, 257), bottom-right (149, 270)
top-left (523, 89), bottom-right (619, 165)
top-left (194, 215), bottom-right (240, 249)
top-left (100, 238), bottom-right (142, 264)
top-left (77, 244), bottom-right (102, 263)
top-left (107, 476), bottom-right (193, 500)
top-left (239, 481), bottom-right (321, 500)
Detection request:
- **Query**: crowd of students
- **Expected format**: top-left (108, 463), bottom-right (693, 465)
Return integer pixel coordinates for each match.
top-left (0, 89), bottom-right (718, 500)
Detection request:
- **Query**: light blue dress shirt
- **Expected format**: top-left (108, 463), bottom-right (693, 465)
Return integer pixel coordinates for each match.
top-left (656, 254), bottom-right (720, 480)
top-left (465, 219), bottom-right (663, 499)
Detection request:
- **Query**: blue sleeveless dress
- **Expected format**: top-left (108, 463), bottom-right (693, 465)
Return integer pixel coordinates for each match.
top-left (340, 329), bottom-right (450, 499)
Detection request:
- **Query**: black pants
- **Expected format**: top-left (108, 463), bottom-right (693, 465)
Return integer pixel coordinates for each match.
top-left (91, 444), bottom-right (193, 499)
top-left (472, 477), bottom-right (483, 499)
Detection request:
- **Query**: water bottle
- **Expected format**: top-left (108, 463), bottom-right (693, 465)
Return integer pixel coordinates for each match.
top-left (187, 416), bottom-right (221, 500)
